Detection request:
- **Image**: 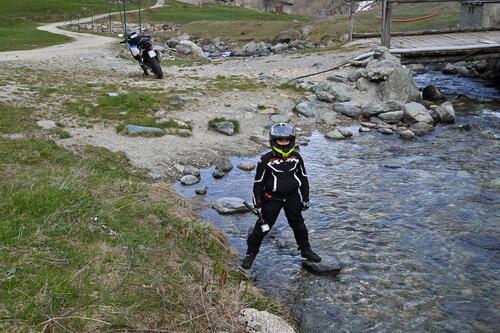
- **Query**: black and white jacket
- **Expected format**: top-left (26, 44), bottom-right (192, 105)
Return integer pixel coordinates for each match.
top-left (253, 151), bottom-right (310, 207)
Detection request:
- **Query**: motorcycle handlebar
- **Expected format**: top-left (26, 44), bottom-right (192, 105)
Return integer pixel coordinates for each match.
top-left (243, 201), bottom-right (259, 216)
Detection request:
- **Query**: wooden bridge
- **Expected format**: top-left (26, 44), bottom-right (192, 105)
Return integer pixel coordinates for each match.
top-left (348, 0), bottom-right (500, 64)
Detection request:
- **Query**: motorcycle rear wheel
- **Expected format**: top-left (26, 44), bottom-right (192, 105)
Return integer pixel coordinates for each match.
top-left (148, 57), bottom-right (163, 79)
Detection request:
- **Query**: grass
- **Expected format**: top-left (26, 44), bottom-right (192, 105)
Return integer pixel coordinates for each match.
top-left (208, 117), bottom-right (240, 134)
top-left (0, 102), bottom-right (286, 331)
top-left (0, 0), bottom-right (154, 51)
top-left (145, 0), bottom-right (308, 24)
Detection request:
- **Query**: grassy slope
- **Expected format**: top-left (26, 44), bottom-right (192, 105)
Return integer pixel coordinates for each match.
top-left (0, 0), bottom-right (155, 51)
top-left (0, 101), bottom-right (286, 331)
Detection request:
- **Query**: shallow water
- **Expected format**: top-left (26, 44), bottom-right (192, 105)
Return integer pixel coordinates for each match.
top-left (175, 76), bottom-right (500, 332)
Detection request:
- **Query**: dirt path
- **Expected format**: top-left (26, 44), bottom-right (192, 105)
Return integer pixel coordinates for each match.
top-left (0, 0), bottom-right (165, 62)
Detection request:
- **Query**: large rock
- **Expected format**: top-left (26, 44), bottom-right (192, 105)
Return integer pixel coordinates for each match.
top-left (271, 43), bottom-right (288, 53)
top-left (213, 197), bottom-right (247, 214)
top-left (313, 81), bottom-right (352, 102)
top-left (176, 40), bottom-right (206, 59)
top-left (378, 110), bottom-right (404, 123)
top-left (301, 255), bottom-right (341, 275)
top-left (316, 91), bottom-right (335, 103)
top-left (295, 101), bottom-right (321, 118)
top-left (183, 166), bottom-right (200, 177)
top-left (422, 85), bottom-right (446, 102)
top-left (238, 162), bottom-right (255, 171)
top-left (125, 125), bottom-right (164, 136)
top-left (212, 167), bottom-right (225, 179)
top-left (241, 41), bottom-right (257, 55)
top-left (410, 122), bottom-right (434, 136)
top-left (356, 77), bottom-right (379, 96)
top-left (277, 29), bottom-right (302, 43)
top-left (365, 60), bottom-right (399, 81)
top-left (214, 121), bottom-right (235, 136)
top-left (404, 102), bottom-right (434, 124)
top-left (180, 175), bottom-right (200, 186)
top-left (215, 158), bottom-right (233, 172)
top-left (434, 102), bottom-right (456, 123)
top-left (334, 101), bottom-right (362, 117)
top-left (238, 308), bottom-right (296, 333)
top-left (361, 100), bottom-right (388, 117)
top-left (379, 65), bottom-right (421, 102)
top-left (325, 128), bottom-right (345, 140)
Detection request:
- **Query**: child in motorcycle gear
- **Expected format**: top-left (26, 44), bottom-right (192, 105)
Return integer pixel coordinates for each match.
top-left (241, 123), bottom-right (321, 269)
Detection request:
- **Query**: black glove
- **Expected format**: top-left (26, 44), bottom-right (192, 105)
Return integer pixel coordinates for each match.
top-left (302, 201), bottom-right (310, 211)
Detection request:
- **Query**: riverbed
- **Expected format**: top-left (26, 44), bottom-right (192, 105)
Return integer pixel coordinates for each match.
top-left (175, 73), bottom-right (499, 332)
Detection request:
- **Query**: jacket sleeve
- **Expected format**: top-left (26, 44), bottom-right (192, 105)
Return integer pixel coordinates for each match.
top-left (297, 154), bottom-right (310, 203)
top-left (252, 157), bottom-right (267, 208)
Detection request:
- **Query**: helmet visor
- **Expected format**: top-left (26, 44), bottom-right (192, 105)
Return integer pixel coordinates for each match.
top-left (270, 124), bottom-right (295, 138)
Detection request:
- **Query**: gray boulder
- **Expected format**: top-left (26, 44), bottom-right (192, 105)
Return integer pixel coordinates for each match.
top-left (404, 102), bottom-right (433, 124)
top-left (379, 65), bottom-right (421, 102)
top-left (183, 166), bottom-right (200, 177)
top-left (362, 100), bottom-right (387, 117)
top-left (301, 255), bottom-right (341, 275)
top-left (348, 69), bottom-right (362, 82)
top-left (378, 110), bottom-right (404, 123)
top-left (365, 60), bottom-right (399, 81)
top-left (271, 43), bottom-right (288, 53)
top-left (356, 77), bottom-right (379, 96)
top-left (213, 167), bottom-right (225, 179)
top-left (410, 122), bottom-right (434, 136)
top-left (295, 101), bottom-right (320, 118)
top-left (337, 127), bottom-right (353, 137)
top-left (238, 162), bottom-right (255, 171)
top-left (434, 102), bottom-right (456, 123)
top-left (213, 197), bottom-right (248, 214)
top-left (316, 91), bottom-right (335, 103)
top-left (176, 40), bottom-right (206, 59)
top-left (422, 85), bottom-right (446, 102)
top-left (277, 29), bottom-right (302, 43)
top-left (180, 175), bottom-right (200, 186)
top-left (325, 128), bottom-right (345, 140)
top-left (214, 121), bottom-right (235, 136)
top-left (334, 101), bottom-right (362, 117)
top-left (215, 158), bottom-right (233, 172)
top-left (242, 41), bottom-right (257, 55)
top-left (125, 125), bottom-right (164, 136)
top-left (378, 127), bottom-right (394, 135)
top-left (238, 308), bottom-right (296, 333)
top-left (314, 81), bottom-right (352, 102)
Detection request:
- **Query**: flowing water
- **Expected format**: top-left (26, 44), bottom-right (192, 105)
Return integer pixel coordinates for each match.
top-left (175, 73), bottom-right (500, 332)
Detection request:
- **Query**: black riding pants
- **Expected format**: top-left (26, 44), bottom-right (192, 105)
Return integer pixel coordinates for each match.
top-left (246, 191), bottom-right (310, 255)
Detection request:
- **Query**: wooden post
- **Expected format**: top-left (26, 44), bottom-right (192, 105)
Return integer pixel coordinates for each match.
top-left (348, 1), bottom-right (355, 42)
top-left (122, 0), bottom-right (127, 35)
top-left (381, 0), bottom-right (393, 48)
top-left (139, 0), bottom-right (142, 34)
top-left (109, 10), bottom-right (112, 33)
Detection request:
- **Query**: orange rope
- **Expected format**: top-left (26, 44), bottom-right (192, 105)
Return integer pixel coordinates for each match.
top-left (376, 12), bottom-right (439, 23)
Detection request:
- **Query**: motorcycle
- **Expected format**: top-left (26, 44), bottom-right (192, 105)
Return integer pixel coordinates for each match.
top-left (120, 31), bottom-right (163, 79)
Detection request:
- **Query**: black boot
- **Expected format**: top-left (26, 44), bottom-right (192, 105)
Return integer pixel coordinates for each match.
top-left (241, 253), bottom-right (257, 269)
top-left (301, 247), bottom-right (321, 262)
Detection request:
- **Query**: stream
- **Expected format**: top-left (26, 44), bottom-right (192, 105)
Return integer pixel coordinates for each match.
top-left (175, 73), bottom-right (499, 332)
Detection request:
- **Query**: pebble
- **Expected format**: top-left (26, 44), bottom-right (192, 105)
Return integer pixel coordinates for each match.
top-left (195, 186), bottom-right (207, 195)
top-left (213, 167), bottom-right (225, 179)
top-left (238, 162), bottom-right (256, 171)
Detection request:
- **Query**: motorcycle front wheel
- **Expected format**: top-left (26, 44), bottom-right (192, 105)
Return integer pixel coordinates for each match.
top-left (148, 57), bottom-right (163, 79)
